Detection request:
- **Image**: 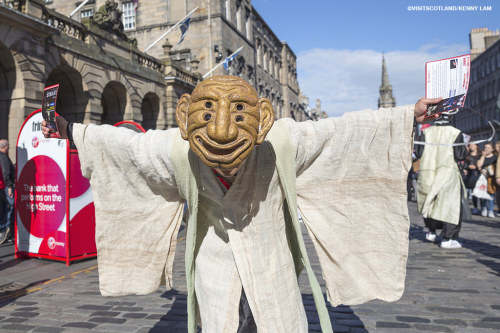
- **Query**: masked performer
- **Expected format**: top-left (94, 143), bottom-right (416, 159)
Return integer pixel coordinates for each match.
top-left (43, 75), bottom-right (437, 333)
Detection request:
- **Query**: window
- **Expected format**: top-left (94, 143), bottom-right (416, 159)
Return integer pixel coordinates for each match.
top-left (81, 9), bottom-right (93, 20)
top-left (122, 2), bottom-right (136, 30)
top-left (225, 0), bottom-right (231, 22)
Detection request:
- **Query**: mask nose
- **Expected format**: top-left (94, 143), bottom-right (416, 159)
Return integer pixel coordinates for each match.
top-left (206, 102), bottom-right (238, 144)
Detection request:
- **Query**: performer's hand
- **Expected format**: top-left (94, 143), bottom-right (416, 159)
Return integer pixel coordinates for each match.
top-left (42, 116), bottom-right (68, 139)
top-left (496, 177), bottom-right (500, 186)
top-left (414, 97), bottom-right (443, 123)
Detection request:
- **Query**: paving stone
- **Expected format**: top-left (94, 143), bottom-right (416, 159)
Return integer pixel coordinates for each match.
top-left (0, 323), bottom-right (36, 331)
top-left (472, 321), bottom-right (500, 329)
top-left (433, 319), bottom-right (468, 326)
top-left (77, 304), bottom-right (113, 311)
top-left (32, 327), bottom-right (65, 333)
top-left (414, 323), bottom-right (453, 332)
top-left (481, 317), bottom-right (500, 322)
top-left (376, 321), bottom-right (412, 328)
top-left (396, 316), bottom-right (431, 323)
top-left (122, 312), bottom-right (148, 318)
top-left (428, 288), bottom-right (480, 293)
top-left (111, 306), bottom-right (143, 311)
top-left (13, 307), bottom-right (39, 311)
top-left (10, 311), bottom-right (39, 318)
top-left (0, 317), bottom-right (27, 323)
top-left (88, 316), bottom-right (127, 324)
top-left (335, 319), bottom-right (364, 327)
top-left (426, 306), bottom-right (485, 314)
top-left (62, 322), bottom-right (98, 329)
top-left (105, 301), bottom-right (136, 306)
top-left (89, 311), bottom-right (120, 317)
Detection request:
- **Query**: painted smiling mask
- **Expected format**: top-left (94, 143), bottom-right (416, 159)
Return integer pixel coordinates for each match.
top-left (175, 75), bottom-right (275, 169)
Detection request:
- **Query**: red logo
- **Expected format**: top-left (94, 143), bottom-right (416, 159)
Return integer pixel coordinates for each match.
top-left (32, 136), bottom-right (39, 148)
top-left (48, 236), bottom-right (56, 249)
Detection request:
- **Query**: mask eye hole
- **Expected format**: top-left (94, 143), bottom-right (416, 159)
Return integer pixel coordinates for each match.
top-left (204, 113), bottom-right (212, 121)
top-left (236, 104), bottom-right (244, 111)
top-left (205, 101), bottom-right (212, 109)
top-left (235, 115), bottom-right (244, 122)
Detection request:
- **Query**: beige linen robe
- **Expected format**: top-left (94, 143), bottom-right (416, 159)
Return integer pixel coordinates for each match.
top-left (73, 105), bottom-right (414, 332)
top-left (417, 125), bottom-right (464, 225)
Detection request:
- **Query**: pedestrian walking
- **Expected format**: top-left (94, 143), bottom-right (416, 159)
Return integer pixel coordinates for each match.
top-left (477, 142), bottom-right (497, 218)
top-left (0, 139), bottom-right (15, 244)
top-left (416, 115), bottom-right (467, 249)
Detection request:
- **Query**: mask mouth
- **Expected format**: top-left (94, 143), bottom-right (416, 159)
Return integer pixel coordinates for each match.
top-left (195, 135), bottom-right (247, 156)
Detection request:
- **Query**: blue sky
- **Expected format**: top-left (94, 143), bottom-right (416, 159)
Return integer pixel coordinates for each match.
top-left (252, 0), bottom-right (498, 116)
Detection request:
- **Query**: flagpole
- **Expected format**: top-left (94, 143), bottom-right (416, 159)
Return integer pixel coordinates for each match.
top-left (144, 7), bottom-right (198, 53)
top-left (203, 46), bottom-right (244, 79)
top-left (69, 0), bottom-right (90, 18)
top-left (208, 0), bottom-right (213, 78)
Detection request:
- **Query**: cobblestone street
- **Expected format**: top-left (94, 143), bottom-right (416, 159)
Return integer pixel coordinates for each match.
top-left (1, 202), bottom-right (500, 332)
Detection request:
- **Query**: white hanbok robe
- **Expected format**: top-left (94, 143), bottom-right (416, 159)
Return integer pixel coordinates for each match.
top-left (72, 105), bottom-right (414, 332)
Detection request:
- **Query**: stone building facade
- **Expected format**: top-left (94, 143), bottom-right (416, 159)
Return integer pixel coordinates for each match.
top-left (46, 0), bottom-right (312, 120)
top-left (453, 29), bottom-right (500, 142)
top-left (0, 0), bottom-right (200, 160)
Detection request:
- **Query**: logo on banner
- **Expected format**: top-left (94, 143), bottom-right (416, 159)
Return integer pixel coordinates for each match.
top-left (32, 136), bottom-right (39, 148)
top-left (47, 236), bottom-right (64, 249)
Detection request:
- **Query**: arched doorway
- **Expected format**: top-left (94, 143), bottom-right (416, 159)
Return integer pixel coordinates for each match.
top-left (0, 41), bottom-right (16, 141)
top-left (46, 65), bottom-right (88, 123)
top-left (141, 92), bottom-right (159, 130)
top-left (101, 81), bottom-right (127, 125)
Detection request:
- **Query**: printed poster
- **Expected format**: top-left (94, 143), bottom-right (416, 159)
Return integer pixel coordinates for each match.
top-left (425, 54), bottom-right (470, 118)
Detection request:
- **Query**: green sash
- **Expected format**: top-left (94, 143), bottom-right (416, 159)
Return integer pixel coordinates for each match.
top-left (171, 123), bottom-right (333, 332)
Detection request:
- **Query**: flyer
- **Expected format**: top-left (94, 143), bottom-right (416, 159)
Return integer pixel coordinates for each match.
top-left (425, 54), bottom-right (470, 118)
top-left (42, 84), bottom-right (60, 138)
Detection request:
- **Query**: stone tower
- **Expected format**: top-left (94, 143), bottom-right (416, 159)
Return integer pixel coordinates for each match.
top-left (378, 55), bottom-right (396, 109)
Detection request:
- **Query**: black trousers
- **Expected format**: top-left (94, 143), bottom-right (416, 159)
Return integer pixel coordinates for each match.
top-left (424, 217), bottom-right (461, 239)
top-left (238, 289), bottom-right (257, 333)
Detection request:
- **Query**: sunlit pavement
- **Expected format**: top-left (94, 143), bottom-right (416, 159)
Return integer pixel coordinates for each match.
top-left (1, 202), bottom-right (500, 332)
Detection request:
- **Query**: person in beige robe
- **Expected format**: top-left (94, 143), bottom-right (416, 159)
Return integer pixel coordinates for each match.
top-left (43, 76), bottom-right (438, 332)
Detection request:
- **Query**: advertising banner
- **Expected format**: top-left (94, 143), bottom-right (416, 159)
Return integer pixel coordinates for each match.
top-left (16, 111), bottom-right (67, 257)
top-left (16, 110), bottom-right (96, 264)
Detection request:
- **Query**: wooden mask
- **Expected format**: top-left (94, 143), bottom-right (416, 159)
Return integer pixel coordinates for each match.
top-left (176, 75), bottom-right (275, 169)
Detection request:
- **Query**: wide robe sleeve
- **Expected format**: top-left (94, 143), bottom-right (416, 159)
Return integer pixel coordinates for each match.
top-left (289, 106), bottom-right (414, 306)
top-left (72, 124), bottom-right (185, 296)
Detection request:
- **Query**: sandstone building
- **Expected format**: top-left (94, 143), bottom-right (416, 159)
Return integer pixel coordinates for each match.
top-left (453, 28), bottom-right (500, 141)
top-left (45, 0), bottom-right (311, 120)
top-left (0, 0), bottom-right (318, 161)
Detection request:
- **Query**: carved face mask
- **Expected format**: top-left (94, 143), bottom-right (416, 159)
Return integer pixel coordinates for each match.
top-left (176, 76), bottom-right (275, 169)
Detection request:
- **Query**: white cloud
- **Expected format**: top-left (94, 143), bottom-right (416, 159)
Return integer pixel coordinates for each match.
top-left (297, 44), bottom-right (469, 117)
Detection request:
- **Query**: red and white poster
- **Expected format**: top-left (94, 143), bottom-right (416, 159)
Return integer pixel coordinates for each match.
top-left (425, 54), bottom-right (470, 118)
top-left (16, 110), bottom-right (96, 263)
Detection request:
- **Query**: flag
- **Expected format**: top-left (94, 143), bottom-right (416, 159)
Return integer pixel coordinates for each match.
top-left (223, 49), bottom-right (240, 70)
top-left (178, 17), bottom-right (191, 44)
top-left (133, 0), bottom-right (138, 11)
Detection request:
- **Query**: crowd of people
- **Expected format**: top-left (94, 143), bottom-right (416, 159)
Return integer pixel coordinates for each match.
top-left (464, 141), bottom-right (500, 218)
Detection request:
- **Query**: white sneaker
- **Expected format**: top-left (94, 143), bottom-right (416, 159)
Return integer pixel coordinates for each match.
top-left (488, 211), bottom-right (495, 218)
top-left (440, 239), bottom-right (462, 249)
top-left (481, 207), bottom-right (488, 217)
top-left (425, 232), bottom-right (436, 242)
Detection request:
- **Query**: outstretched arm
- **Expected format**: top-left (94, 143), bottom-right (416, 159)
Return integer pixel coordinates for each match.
top-left (41, 116), bottom-right (69, 139)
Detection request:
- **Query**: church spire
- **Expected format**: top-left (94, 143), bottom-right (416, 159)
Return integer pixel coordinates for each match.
top-left (378, 54), bottom-right (396, 108)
